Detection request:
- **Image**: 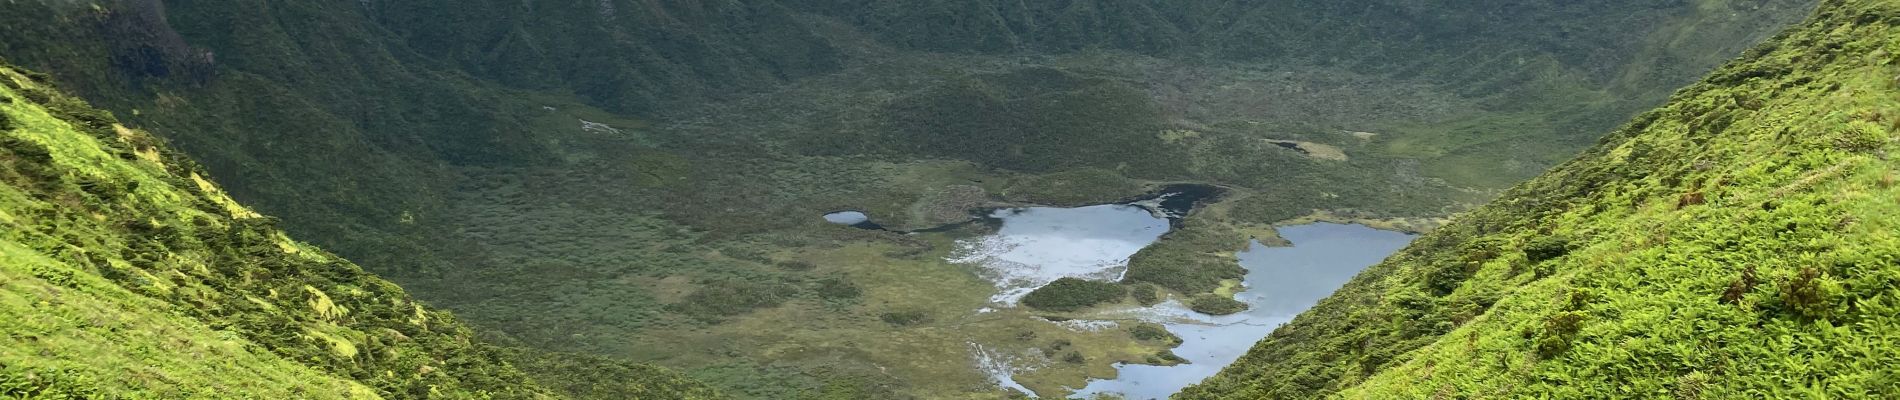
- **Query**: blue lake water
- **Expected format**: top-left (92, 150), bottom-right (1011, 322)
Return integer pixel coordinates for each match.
top-left (1070, 222), bottom-right (1415, 399)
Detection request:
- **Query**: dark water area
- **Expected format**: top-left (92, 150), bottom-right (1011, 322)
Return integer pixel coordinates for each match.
top-left (1120, 183), bottom-right (1225, 221)
top-left (1269, 141), bottom-right (1310, 155)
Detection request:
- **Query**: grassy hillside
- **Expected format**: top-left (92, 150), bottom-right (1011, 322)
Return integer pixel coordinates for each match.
top-left (0, 64), bottom-right (719, 399)
top-left (1183, 0), bottom-right (1900, 397)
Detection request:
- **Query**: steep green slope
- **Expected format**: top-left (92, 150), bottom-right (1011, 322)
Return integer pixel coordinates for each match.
top-left (2, 245), bottom-right (377, 398)
top-left (1183, 0), bottom-right (1900, 397)
top-left (0, 65), bottom-right (719, 398)
top-left (0, 0), bottom-right (553, 283)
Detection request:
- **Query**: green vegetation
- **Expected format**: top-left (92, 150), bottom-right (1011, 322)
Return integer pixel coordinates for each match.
top-left (1149, 350), bottom-right (1188, 365)
top-left (1021, 278), bottom-right (1127, 312)
top-left (879, 310), bottom-right (933, 326)
top-left (1187, 295), bottom-right (1249, 316)
top-left (667, 279), bottom-right (799, 323)
top-left (1129, 323), bottom-right (1182, 345)
top-left (514, 351), bottom-right (725, 400)
top-left (1522, 236), bottom-right (1573, 264)
top-left (1062, 351), bottom-right (1086, 364)
top-left (1183, 1), bottom-right (1900, 397)
top-left (1128, 283), bottom-right (1162, 306)
top-left (0, 0), bottom-right (1813, 397)
top-left (1, 243), bottom-right (376, 399)
top-left (812, 275), bottom-right (863, 303)
top-left (0, 64), bottom-right (717, 398)
top-left (873, 69), bottom-right (1183, 175)
top-left (1002, 168), bottom-right (1143, 206)
top-left (1124, 220), bottom-right (1249, 294)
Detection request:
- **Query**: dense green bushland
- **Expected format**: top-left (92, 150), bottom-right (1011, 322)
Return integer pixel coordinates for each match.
top-left (1128, 282), bottom-right (1162, 306)
top-left (1021, 278), bottom-right (1126, 312)
top-left (0, 64), bottom-right (718, 399)
top-left (999, 168), bottom-right (1142, 206)
top-left (1183, 0), bottom-right (1900, 397)
top-left (1129, 323), bottom-right (1181, 344)
top-left (1123, 219), bottom-right (1248, 294)
top-left (1187, 295), bottom-right (1249, 316)
top-left (875, 69), bottom-right (1184, 174)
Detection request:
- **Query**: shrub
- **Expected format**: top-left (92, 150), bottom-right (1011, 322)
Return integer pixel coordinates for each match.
top-left (1188, 294), bottom-right (1248, 316)
top-left (1834, 120), bottom-right (1887, 152)
top-left (1003, 168), bottom-right (1141, 205)
top-left (1129, 283), bottom-right (1160, 306)
top-left (1062, 351), bottom-right (1085, 364)
top-left (1778, 267), bottom-right (1838, 319)
top-left (1021, 278), bottom-right (1125, 312)
top-left (1676, 191), bottom-right (1706, 209)
top-left (1123, 223), bottom-right (1248, 293)
top-left (666, 279), bottom-right (797, 321)
top-left (1721, 266), bottom-right (1758, 304)
top-left (1426, 261), bottom-right (1479, 296)
top-left (1535, 311), bottom-right (1587, 359)
top-left (1155, 350), bottom-right (1186, 364)
top-left (813, 276), bottom-right (860, 301)
top-left (1523, 236), bottom-right (1571, 264)
top-left (777, 260), bottom-right (817, 271)
top-left (718, 246), bottom-right (770, 264)
top-left (879, 310), bottom-right (930, 326)
top-left (1129, 323), bottom-right (1180, 344)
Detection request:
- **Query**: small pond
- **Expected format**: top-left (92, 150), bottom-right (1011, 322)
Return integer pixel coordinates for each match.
top-left (821, 210), bottom-right (888, 230)
top-left (822, 211), bottom-right (870, 225)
